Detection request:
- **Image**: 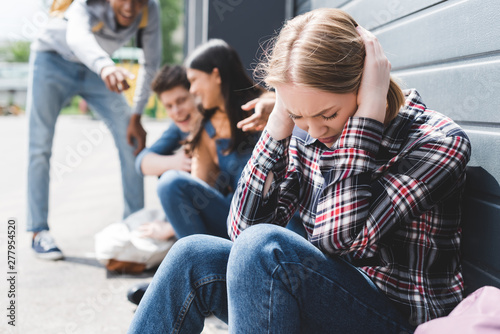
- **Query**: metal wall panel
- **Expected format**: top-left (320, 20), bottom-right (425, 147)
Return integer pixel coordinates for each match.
top-left (374, 0), bottom-right (500, 70)
top-left (307, 0), bottom-right (500, 293)
top-left (310, 0), bottom-right (349, 9)
top-left (342, 0), bottom-right (444, 30)
top-left (184, 0), bottom-right (291, 79)
top-left (462, 165), bottom-right (500, 294)
top-left (295, 0), bottom-right (311, 15)
top-left (207, 0), bottom-right (289, 78)
top-left (395, 57), bottom-right (500, 124)
top-left (463, 128), bottom-right (500, 182)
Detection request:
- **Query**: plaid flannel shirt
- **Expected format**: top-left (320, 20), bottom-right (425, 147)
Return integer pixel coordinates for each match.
top-left (228, 89), bottom-right (471, 325)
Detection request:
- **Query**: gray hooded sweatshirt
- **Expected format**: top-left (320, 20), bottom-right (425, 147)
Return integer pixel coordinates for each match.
top-left (31, 0), bottom-right (162, 114)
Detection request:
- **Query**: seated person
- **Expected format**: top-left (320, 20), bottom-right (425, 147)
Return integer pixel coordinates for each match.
top-left (128, 9), bottom-right (471, 333)
top-left (155, 39), bottom-right (265, 239)
top-left (135, 64), bottom-right (200, 241)
top-left (137, 50), bottom-right (275, 241)
top-left (127, 44), bottom-right (273, 304)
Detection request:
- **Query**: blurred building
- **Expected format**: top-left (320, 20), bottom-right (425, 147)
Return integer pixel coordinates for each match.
top-left (0, 62), bottom-right (29, 112)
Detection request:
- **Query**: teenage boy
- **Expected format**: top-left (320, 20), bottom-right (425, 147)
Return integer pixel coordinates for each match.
top-left (132, 65), bottom-right (199, 242)
top-left (28, 0), bottom-right (161, 259)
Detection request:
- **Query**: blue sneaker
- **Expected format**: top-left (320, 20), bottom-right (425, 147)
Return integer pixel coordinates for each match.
top-left (32, 230), bottom-right (64, 260)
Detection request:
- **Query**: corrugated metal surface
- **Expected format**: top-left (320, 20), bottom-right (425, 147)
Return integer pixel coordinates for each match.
top-left (308, 0), bottom-right (500, 294)
top-left (183, 0), bottom-right (291, 79)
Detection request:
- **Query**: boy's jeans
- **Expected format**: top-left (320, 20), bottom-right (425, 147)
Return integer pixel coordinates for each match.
top-left (27, 51), bottom-right (144, 232)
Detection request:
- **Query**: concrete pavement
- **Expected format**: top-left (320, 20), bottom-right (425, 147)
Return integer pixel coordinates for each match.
top-left (0, 114), bottom-right (228, 334)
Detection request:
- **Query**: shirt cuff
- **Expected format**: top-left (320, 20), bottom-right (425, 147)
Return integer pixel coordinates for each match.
top-left (94, 57), bottom-right (115, 77)
top-left (134, 148), bottom-right (150, 177)
top-left (337, 117), bottom-right (384, 155)
top-left (252, 129), bottom-right (289, 172)
top-left (132, 99), bottom-right (146, 115)
top-left (251, 129), bottom-right (291, 201)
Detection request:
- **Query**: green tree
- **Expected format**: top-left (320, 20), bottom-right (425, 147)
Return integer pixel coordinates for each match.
top-left (1, 41), bottom-right (31, 63)
top-left (159, 0), bottom-right (183, 64)
top-left (10, 41), bottom-right (31, 62)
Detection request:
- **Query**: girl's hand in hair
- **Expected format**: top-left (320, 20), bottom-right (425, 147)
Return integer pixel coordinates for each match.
top-left (265, 89), bottom-right (295, 141)
top-left (238, 92), bottom-right (276, 132)
top-left (354, 26), bottom-right (391, 124)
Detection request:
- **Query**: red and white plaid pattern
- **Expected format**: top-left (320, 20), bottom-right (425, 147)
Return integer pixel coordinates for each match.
top-left (228, 89), bottom-right (471, 325)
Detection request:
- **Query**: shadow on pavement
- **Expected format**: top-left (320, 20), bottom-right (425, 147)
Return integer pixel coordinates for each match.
top-left (105, 267), bottom-right (157, 279)
top-left (62, 256), bottom-right (104, 268)
top-left (62, 256), bottom-right (157, 279)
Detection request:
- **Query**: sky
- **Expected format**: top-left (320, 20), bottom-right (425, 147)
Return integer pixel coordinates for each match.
top-left (1, 0), bottom-right (49, 42)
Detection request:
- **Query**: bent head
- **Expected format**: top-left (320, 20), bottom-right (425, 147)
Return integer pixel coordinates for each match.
top-left (277, 84), bottom-right (357, 146)
top-left (151, 65), bottom-right (198, 133)
top-left (260, 8), bottom-right (404, 142)
top-left (108, 0), bottom-right (148, 27)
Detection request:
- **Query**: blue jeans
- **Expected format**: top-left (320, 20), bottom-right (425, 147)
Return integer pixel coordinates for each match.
top-left (157, 170), bottom-right (231, 239)
top-left (27, 51), bottom-right (144, 232)
top-left (128, 224), bottom-right (415, 333)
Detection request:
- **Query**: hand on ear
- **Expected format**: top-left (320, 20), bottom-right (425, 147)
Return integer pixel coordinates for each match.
top-left (354, 26), bottom-right (390, 124)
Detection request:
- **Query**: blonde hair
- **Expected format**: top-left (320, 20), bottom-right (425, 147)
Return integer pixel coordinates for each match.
top-left (258, 8), bottom-right (404, 123)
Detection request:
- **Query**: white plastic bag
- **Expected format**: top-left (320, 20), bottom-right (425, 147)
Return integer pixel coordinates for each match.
top-left (95, 208), bottom-right (175, 271)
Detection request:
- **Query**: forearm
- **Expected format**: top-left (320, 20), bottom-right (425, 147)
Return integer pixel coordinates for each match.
top-left (311, 117), bottom-right (383, 254)
top-left (311, 118), bottom-right (471, 258)
top-left (228, 130), bottom-right (297, 240)
top-left (140, 153), bottom-right (180, 176)
top-left (65, 1), bottom-right (114, 75)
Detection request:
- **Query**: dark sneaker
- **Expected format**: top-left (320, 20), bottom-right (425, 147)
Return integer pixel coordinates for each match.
top-left (32, 230), bottom-right (64, 260)
top-left (127, 282), bottom-right (150, 305)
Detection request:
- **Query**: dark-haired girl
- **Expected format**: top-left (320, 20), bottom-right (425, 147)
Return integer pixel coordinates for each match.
top-left (156, 39), bottom-right (264, 239)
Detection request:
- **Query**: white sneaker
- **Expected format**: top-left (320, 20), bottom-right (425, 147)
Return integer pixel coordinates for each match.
top-left (32, 230), bottom-right (64, 260)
